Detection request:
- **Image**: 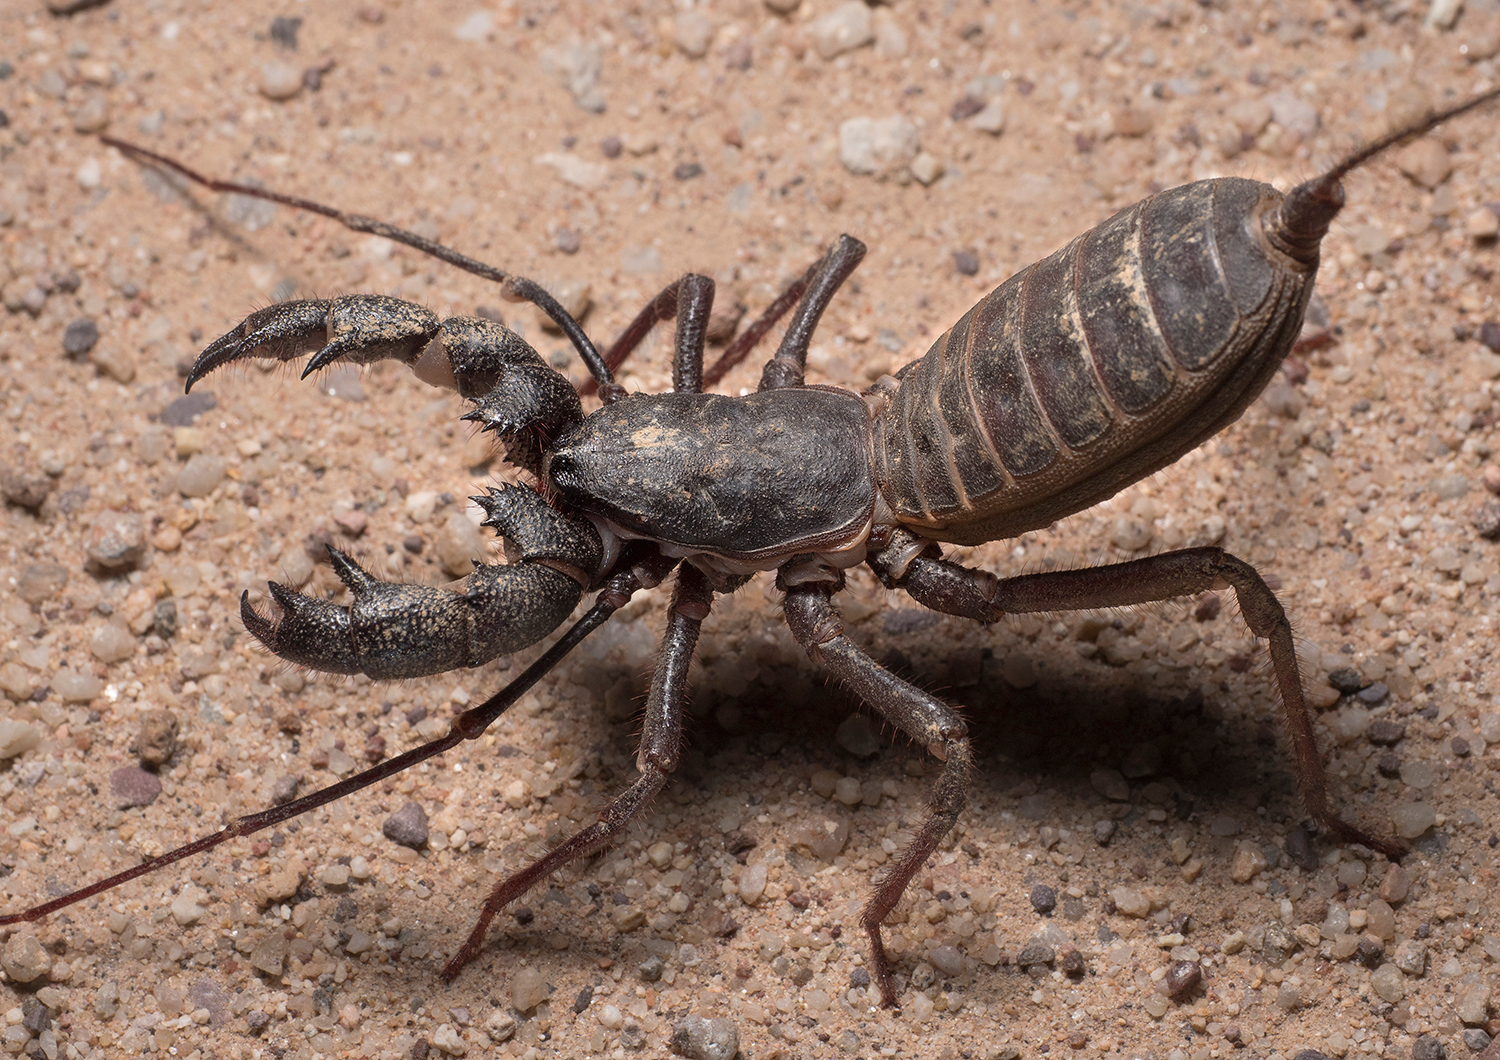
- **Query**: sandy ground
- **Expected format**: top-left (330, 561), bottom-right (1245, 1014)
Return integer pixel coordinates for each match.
top-left (2, 1), bottom-right (1500, 1058)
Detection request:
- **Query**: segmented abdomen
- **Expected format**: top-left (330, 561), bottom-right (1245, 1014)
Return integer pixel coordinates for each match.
top-left (876, 177), bottom-right (1315, 546)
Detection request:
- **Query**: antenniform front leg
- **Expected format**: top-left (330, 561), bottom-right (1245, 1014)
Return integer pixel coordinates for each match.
top-left (243, 485), bottom-right (602, 679)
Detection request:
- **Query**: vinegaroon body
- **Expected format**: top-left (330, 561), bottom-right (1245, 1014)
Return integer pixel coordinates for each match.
top-left (6, 85), bottom-right (1498, 1010)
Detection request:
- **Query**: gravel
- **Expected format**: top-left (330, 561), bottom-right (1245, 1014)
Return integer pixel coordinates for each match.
top-left (259, 61), bottom-right (303, 100)
top-left (839, 116), bottom-right (919, 177)
top-left (834, 712), bottom-right (881, 756)
top-left (381, 801), bottom-right (430, 848)
top-left (1391, 802), bottom-right (1437, 839)
top-left (669, 1016), bottom-right (739, 1060)
top-left (673, 12), bottom-right (715, 58)
top-left (84, 510), bottom-right (146, 571)
top-left (0, 935), bottom-right (50, 984)
top-left (109, 766), bottom-right (163, 808)
top-left (176, 453), bottom-right (228, 497)
top-left (0, 722), bottom-right (41, 761)
top-left (1029, 884), bottom-right (1057, 915)
top-left (1165, 960), bottom-right (1202, 999)
top-left (61, 316), bottom-right (99, 357)
top-left (509, 967), bottom-right (547, 1013)
top-left (809, 2), bottom-right (874, 60)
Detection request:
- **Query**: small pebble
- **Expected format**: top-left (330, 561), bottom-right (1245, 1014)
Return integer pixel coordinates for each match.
top-left (382, 801), bottom-right (430, 848)
top-left (930, 944), bottom-right (965, 976)
top-left (637, 955), bottom-right (664, 983)
top-left (1327, 667), bottom-right (1364, 693)
top-left (1367, 899), bottom-right (1397, 940)
top-left (1390, 802), bottom-right (1436, 839)
top-left (839, 116), bottom-right (919, 177)
top-left (1394, 938), bottom-right (1428, 976)
top-left (86, 510), bottom-right (147, 571)
top-left (1110, 886), bottom-right (1149, 917)
top-left (1475, 502), bottom-right (1500, 541)
top-left (722, 38), bottom-right (752, 71)
top-left (1111, 106), bottom-right (1154, 138)
top-left (110, 766), bottom-right (163, 808)
top-left (1092, 819), bottom-right (1116, 845)
top-left (1165, 960), bottom-right (1201, 999)
top-left (436, 512), bottom-right (486, 576)
top-left (1016, 942), bottom-right (1055, 967)
top-left (1468, 206), bottom-right (1500, 240)
top-left (1030, 884), bottom-right (1057, 915)
top-left (54, 668), bottom-right (103, 703)
top-left (673, 11), bottom-right (715, 58)
top-left (790, 814), bottom-right (848, 861)
top-left (71, 93), bottom-right (109, 134)
top-left (1379, 863), bottom-right (1411, 904)
top-left (250, 933), bottom-right (287, 976)
top-left (1262, 922), bottom-right (1297, 963)
top-left (16, 561), bottom-right (68, 604)
top-left (910, 152), bottom-right (945, 185)
top-left (809, 2), bottom-right (874, 60)
top-left (1, 467), bottom-right (52, 511)
top-left (431, 1024), bottom-right (467, 1056)
top-left (1461, 1029), bottom-right (1491, 1053)
top-left (160, 392), bottom-right (217, 428)
top-left (833, 776), bottom-right (863, 806)
top-left (541, 40), bottom-right (605, 113)
top-left (171, 894), bottom-right (207, 927)
top-left (835, 713), bottom-right (881, 757)
top-left (969, 99), bottom-right (1006, 135)
top-left (1367, 719), bottom-right (1406, 745)
top-left (501, 779), bottom-right (530, 808)
top-left (333, 508), bottom-right (368, 536)
top-left (1355, 681), bottom-right (1390, 705)
top-left (510, 967), bottom-right (548, 1013)
top-left (136, 709), bottom-right (180, 767)
top-left (62, 317), bottom-right (99, 358)
top-left (1090, 768), bottom-right (1130, 801)
top-left (0, 721), bottom-right (41, 760)
top-left (738, 862), bottom-right (767, 905)
top-left (1371, 962), bottom-right (1406, 1003)
top-left (1284, 825), bottom-right (1318, 871)
top-left (1267, 92), bottom-right (1320, 138)
top-left (177, 453), bottom-right (228, 498)
top-left (669, 1015), bottom-right (739, 1060)
top-left (1229, 843), bottom-right (1267, 883)
top-left (260, 61), bottom-right (304, 100)
top-left (90, 344), bottom-right (136, 383)
top-left (1, 935), bottom-right (50, 984)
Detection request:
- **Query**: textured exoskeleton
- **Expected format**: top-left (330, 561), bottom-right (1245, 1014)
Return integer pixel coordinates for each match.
top-left (11, 92), bottom-right (1496, 1010)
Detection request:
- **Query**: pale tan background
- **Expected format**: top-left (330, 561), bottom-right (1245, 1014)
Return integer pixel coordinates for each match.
top-left (1, 1), bottom-right (1499, 1058)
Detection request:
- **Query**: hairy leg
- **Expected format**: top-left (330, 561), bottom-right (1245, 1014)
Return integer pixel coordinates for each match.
top-left (781, 577), bottom-right (972, 1008)
top-left (440, 564), bottom-right (715, 979)
top-left (868, 529), bottom-right (1403, 861)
